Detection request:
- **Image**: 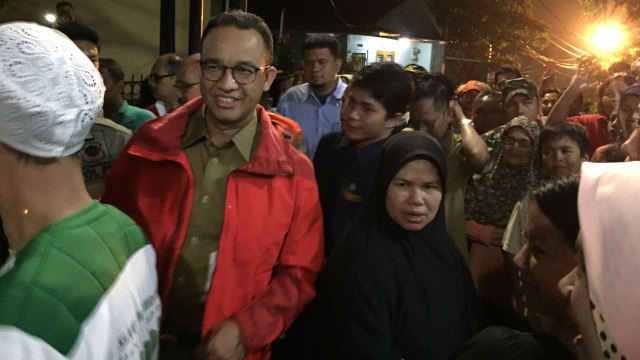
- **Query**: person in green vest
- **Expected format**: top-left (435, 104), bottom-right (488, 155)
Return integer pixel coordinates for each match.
top-left (0, 22), bottom-right (160, 359)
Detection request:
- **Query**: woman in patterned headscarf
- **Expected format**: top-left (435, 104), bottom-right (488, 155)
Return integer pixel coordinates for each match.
top-left (464, 115), bottom-right (541, 323)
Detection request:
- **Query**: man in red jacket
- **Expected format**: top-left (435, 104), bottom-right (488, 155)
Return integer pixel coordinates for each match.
top-left (102, 10), bottom-right (324, 360)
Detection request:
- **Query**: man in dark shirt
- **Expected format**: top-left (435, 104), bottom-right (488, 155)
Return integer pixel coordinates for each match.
top-left (314, 62), bottom-right (413, 256)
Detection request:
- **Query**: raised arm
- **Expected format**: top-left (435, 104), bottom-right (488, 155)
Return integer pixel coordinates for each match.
top-left (452, 100), bottom-right (490, 173)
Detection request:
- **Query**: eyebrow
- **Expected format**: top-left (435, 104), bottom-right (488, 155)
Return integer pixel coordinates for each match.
top-left (348, 96), bottom-right (377, 108)
top-left (201, 58), bottom-right (259, 67)
top-left (393, 177), bottom-right (441, 185)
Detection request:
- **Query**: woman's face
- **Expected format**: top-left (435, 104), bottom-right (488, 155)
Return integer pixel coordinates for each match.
top-left (622, 127), bottom-right (640, 161)
top-left (502, 127), bottom-right (534, 167)
top-left (513, 202), bottom-right (577, 317)
top-left (601, 79), bottom-right (629, 118)
top-left (386, 159), bottom-right (443, 231)
top-left (617, 94), bottom-right (640, 140)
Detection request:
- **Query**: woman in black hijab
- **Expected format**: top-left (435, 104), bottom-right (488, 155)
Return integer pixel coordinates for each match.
top-left (306, 131), bottom-right (478, 359)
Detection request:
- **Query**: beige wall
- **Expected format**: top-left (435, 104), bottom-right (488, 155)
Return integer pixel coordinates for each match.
top-left (0, 0), bottom-right (213, 78)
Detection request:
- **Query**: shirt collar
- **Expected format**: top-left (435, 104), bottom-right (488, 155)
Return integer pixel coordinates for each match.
top-left (116, 100), bottom-right (129, 115)
top-left (181, 109), bottom-right (258, 162)
top-left (304, 78), bottom-right (345, 102)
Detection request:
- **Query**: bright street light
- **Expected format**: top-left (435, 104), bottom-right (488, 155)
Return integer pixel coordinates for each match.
top-left (589, 23), bottom-right (626, 54)
top-left (44, 13), bottom-right (57, 23)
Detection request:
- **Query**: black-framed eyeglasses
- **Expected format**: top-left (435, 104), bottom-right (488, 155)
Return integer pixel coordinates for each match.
top-left (149, 73), bottom-right (175, 82)
top-left (199, 60), bottom-right (270, 84)
top-left (502, 136), bottom-right (532, 148)
top-left (173, 81), bottom-right (200, 91)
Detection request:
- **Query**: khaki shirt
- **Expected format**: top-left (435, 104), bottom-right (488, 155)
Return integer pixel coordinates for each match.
top-left (442, 130), bottom-right (474, 263)
top-left (164, 110), bottom-right (259, 334)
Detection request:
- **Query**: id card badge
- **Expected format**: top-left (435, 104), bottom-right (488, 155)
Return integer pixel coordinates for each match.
top-left (204, 251), bottom-right (218, 292)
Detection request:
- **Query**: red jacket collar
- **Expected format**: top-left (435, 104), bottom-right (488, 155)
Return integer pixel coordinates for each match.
top-left (127, 96), bottom-right (294, 176)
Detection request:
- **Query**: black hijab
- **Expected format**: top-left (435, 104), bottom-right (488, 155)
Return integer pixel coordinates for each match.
top-left (307, 131), bottom-right (478, 360)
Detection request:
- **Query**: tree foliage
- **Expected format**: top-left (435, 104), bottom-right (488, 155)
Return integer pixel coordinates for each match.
top-left (275, 34), bottom-right (296, 73)
top-left (579, 0), bottom-right (640, 19)
top-left (427, 0), bottom-right (548, 83)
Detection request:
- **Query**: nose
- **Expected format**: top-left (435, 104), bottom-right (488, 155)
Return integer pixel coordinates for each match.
top-left (513, 243), bottom-right (530, 271)
top-left (553, 149), bottom-right (564, 162)
top-left (517, 102), bottom-right (527, 115)
top-left (218, 67), bottom-right (237, 91)
top-left (343, 104), bottom-right (359, 121)
top-left (407, 187), bottom-right (423, 205)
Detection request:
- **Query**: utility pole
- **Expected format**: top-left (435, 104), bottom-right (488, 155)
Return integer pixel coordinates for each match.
top-left (159, 0), bottom-right (175, 54)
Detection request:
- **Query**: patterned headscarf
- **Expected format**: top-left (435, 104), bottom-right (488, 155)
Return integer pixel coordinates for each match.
top-left (465, 116), bottom-right (541, 227)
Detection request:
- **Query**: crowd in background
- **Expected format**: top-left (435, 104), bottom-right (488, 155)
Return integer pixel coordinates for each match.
top-left (0, 4), bottom-right (639, 360)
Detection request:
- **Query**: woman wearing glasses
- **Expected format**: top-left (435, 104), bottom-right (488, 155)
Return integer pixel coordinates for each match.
top-left (464, 116), bottom-right (541, 326)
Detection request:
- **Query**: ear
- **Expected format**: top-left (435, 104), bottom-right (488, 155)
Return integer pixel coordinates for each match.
top-left (115, 80), bottom-right (126, 93)
top-left (262, 66), bottom-right (278, 92)
top-left (335, 58), bottom-right (343, 73)
top-left (386, 112), bottom-right (405, 129)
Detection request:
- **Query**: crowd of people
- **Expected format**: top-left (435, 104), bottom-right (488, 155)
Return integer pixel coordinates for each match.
top-left (1, 5), bottom-right (639, 360)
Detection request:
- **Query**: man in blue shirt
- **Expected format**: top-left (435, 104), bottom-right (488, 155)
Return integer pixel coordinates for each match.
top-left (278, 34), bottom-right (346, 158)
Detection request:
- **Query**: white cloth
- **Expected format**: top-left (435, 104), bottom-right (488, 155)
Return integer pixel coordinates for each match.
top-left (579, 161), bottom-right (640, 359)
top-left (0, 22), bottom-right (104, 158)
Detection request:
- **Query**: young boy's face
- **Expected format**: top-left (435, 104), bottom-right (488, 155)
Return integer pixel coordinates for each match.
top-left (340, 85), bottom-right (400, 147)
top-left (541, 135), bottom-right (586, 179)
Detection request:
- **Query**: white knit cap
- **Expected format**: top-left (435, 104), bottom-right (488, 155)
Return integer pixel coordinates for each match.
top-left (0, 22), bottom-right (105, 158)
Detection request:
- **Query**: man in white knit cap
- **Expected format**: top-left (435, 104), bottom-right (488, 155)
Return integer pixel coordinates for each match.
top-left (0, 22), bottom-right (160, 359)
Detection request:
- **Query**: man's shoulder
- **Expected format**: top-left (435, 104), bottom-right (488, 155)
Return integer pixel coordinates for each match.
top-left (0, 204), bottom-right (150, 353)
top-left (124, 101), bottom-right (201, 154)
top-left (280, 83), bottom-right (310, 103)
top-left (122, 102), bottom-right (156, 121)
top-left (566, 113), bottom-right (604, 126)
top-left (93, 117), bottom-right (133, 135)
top-left (317, 131), bottom-right (347, 152)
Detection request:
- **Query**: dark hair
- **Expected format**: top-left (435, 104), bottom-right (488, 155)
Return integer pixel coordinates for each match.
top-left (608, 60), bottom-right (631, 75)
top-left (533, 177), bottom-right (580, 245)
top-left (158, 53), bottom-right (183, 75)
top-left (56, 1), bottom-right (73, 11)
top-left (538, 122), bottom-right (589, 161)
top-left (350, 62), bottom-right (413, 117)
top-left (303, 34), bottom-right (340, 59)
top-left (201, 10), bottom-right (273, 64)
top-left (541, 88), bottom-right (562, 98)
top-left (597, 73), bottom-right (636, 114)
top-left (494, 66), bottom-right (522, 85)
top-left (412, 72), bottom-right (455, 114)
top-left (56, 22), bottom-right (99, 48)
top-left (99, 58), bottom-right (124, 82)
top-left (598, 74), bottom-right (636, 98)
top-left (472, 90), bottom-right (502, 110)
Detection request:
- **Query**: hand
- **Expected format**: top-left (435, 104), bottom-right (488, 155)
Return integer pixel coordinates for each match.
top-left (200, 319), bottom-right (246, 360)
top-left (449, 99), bottom-right (465, 123)
top-left (541, 64), bottom-right (556, 86)
top-left (569, 56), bottom-right (600, 92)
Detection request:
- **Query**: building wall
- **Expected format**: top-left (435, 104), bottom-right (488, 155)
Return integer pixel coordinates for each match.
top-left (345, 34), bottom-right (433, 70)
top-left (0, 0), bottom-right (215, 78)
